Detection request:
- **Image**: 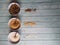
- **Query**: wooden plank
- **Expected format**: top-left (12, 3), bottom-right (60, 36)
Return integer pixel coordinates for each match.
top-left (21, 2), bottom-right (60, 9)
top-left (0, 41), bottom-right (60, 45)
top-left (19, 0), bottom-right (60, 2)
top-left (0, 34), bottom-right (60, 41)
top-left (21, 16), bottom-right (60, 21)
top-left (0, 22), bottom-right (60, 28)
top-left (0, 17), bottom-right (9, 22)
top-left (0, 16), bottom-right (60, 22)
top-left (21, 28), bottom-right (60, 33)
top-left (1, 9), bottom-right (60, 16)
top-left (0, 0), bottom-right (60, 3)
top-left (1, 3), bottom-right (60, 16)
top-left (0, 28), bottom-right (60, 34)
top-left (20, 9), bottom-right (60, 16)
top-left (0, 15), bottom-right (60, 22)
top-left (1, 2), bottom-right (60, 9)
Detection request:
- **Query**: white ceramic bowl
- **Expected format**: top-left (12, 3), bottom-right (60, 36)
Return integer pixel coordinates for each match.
top-left (8, 32), bottom-right (20, 43)
top-left (8, 2), bottom-right (20, 10)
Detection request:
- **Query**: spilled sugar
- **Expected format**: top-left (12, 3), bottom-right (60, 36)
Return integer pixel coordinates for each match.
top-left (25, 8), bottom-right (37, 12)
top-left (24, 21), bottom-right (36, 26)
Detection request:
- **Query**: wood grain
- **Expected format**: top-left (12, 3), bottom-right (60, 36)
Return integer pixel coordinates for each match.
top-left (0, 0), bottom-right (60, 45)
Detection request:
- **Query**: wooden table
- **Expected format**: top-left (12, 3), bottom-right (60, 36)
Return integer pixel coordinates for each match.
top-left (0, 0), bottom-right (60, 45)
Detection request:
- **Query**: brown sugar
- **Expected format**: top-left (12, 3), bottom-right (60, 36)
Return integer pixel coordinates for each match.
top-left (25, 8), bottom-right (32, 12)
top-left (9, 18), bottom-right (21, 30)
top-left (25, 8), bottom-right (37, 12)
top-left (24, 21), bottom-right (36, 26)
top-left (9, 3), bottom-right (20, 15)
